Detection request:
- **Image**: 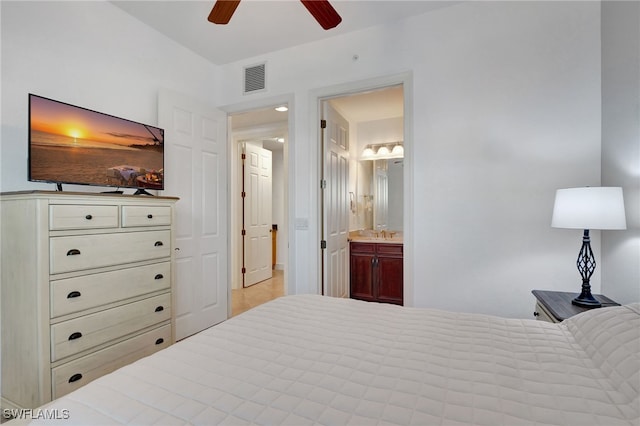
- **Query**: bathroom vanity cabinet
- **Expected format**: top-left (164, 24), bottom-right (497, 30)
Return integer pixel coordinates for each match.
top-left (349, 241), bottom-right (403, 305)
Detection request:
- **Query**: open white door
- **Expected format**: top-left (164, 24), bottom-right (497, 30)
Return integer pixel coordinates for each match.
top-left (321, 102), bottom-right (350, 298)
top-left (159, 89), bottom-right (228, 340)
top-left (242, 143), bottom-right (273, 287)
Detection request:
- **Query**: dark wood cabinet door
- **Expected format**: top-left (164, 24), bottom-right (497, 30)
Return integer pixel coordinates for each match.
top-left (377, 255), bottom-right (403, 305)
top-left (350, 242), bottom-right (403, 305)
top-left (350, 252), bottom-right (375, 302)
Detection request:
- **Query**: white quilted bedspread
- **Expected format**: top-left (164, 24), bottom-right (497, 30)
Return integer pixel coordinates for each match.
top-left (32, 295), bottom-right (639, 425)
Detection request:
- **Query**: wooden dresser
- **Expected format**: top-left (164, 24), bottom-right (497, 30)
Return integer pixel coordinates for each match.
top-left (0, 191), bottom-right (178, 409)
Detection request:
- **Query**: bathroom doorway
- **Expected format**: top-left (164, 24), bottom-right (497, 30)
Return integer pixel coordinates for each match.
top-left (320, 84), bottom-right (405, 297)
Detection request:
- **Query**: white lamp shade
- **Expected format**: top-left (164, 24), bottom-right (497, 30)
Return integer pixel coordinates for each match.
top-left (551, 187), bottom-right (627, 230)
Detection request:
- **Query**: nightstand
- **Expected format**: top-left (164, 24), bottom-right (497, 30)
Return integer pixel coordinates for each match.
top-left (532, 290), bottom-right (620, 323)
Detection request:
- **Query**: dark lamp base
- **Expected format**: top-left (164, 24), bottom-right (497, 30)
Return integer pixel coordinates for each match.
top-left (572, 295), bottom-right (602, 309)
top-left (572, 230), bottom-right (602, 309)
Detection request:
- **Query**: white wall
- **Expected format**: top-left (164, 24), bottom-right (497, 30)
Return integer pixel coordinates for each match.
top-left (217, 1), bottom-right (603, 318)
top-left (601, 1), bottom-right (640, 304)
top-left (272, 148), bottom-right (286, 269)
top-left (0, 1), bottom-right (218, 193)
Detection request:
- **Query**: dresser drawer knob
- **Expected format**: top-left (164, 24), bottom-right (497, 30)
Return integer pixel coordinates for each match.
top-left (155, 306), bottom-right (164, 312)
top-left (154, 274), bottom-right (164, 280)
top-left (147, 214), bottom-right (153, 219)
top-left (66, 249), bottom-right (81, 256)
top-left (154, 241), bottom-right (164, 247)
top-left (68, 332), bottom-right (82, 340)
top-left (85, 214), bottom-right (92, 220)
top-left (67, 291), bottom-right (81, 299)
top-left (155, 338), bottom-right (164, 345)
top-left (68, 373), bottom-right (83, 383)
top-left (533, 312), bottom-right (540, 317)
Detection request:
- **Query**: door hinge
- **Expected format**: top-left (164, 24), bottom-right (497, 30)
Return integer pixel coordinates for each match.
top-left (241, 229), bottom-right (246, 236)
top-left (241, 267), bottom-right (246, 274)
top-left (241, 153), bottom-right (246, 160)
top-left (320, 119), bottom-right (327, 129)
top-left (241, 191), bottom-right (246, 198)
top-left (320, 179), bottom-right (326, 189)
top-left (320, 240), bottom-right (327, 250)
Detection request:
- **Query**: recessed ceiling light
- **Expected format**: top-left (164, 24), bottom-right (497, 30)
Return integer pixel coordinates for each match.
top-left (275, 106), bottom-right (288, 112)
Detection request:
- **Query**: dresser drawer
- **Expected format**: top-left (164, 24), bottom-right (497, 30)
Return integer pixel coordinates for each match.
top-left (534, 301), bottom-right (557, 323)
top-left (122, 205), bottom-right (171, 227)
top-left (51, 262), bottom-right (171, 318)
top-left (51, 293), bottom-right (171, 361)
top-left (49, 204), bottom-right (119, 230)
top-left (377, 244), bottom-right (403, 255)
top-left (51, 324), bottom-right (171, 399)
top-left (350, 242), bottom-right (377, 254)
top-left (50, 230), bottom-right (170, 274)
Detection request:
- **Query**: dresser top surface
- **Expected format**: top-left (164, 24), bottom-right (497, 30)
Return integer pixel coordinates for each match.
top-left (1, 190), bottom-right (179, 201)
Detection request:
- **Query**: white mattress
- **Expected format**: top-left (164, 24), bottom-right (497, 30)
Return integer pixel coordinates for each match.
top-left (30, 295), bottom-right (640, 425)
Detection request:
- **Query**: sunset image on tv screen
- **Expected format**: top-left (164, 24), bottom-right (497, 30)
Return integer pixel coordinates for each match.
top-left (29, 94), bottom-right (164, 190)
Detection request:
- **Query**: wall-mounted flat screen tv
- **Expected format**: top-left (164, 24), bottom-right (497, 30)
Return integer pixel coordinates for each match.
top-left (28, 94), bottom-right (164, 193)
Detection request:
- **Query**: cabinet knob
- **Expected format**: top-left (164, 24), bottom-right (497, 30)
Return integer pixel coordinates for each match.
top-left (154, 241), bottom-right (164, 247)
top-left (68, 332), bottom-right (82, 341)
top-left (155, 306), bottom-right (164, 312)
top-left (147, 214), bottom-right (153, 219)
top-left (85, 214), bottom-right (92, 220)
top-left (155, 338), bottom-right (164, 345)
top-left (66, 249), bottom-right (81, 256)
top-left (67, 291), bottom-right (81, 299)
top-left (68, 373), bottom-right (83, 383)
top-left (154, 274), bottom-right (164, 280)
top-left (533, 312), bottom-right (540, 317)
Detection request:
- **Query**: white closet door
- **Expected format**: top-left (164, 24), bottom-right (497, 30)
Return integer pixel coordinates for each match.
top-left (159, 89), bottom-right (228, 340)
top-left (243, 143), bottom-right (273, 287)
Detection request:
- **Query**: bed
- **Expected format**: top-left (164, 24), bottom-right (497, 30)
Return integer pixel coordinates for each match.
top-left (20, 295), bottom-right (640, 425)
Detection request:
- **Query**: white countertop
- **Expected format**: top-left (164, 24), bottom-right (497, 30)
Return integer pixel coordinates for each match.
top-left (348, 230), bottom-right (403, 244)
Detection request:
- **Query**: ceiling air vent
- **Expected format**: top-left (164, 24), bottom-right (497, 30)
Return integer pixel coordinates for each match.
top-left (243, 63), bottom-right (266, 94)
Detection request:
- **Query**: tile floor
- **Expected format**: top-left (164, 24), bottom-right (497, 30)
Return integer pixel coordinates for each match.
top-left (231, 270), bottom-right (284, 317)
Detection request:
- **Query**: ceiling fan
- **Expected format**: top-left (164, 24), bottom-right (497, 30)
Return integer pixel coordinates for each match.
top-left (208, 0), bottom-right (342, 30)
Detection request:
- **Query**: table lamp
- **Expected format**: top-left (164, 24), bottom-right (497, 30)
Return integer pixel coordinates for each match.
top-left (551, 187), bottom-right (626, 308)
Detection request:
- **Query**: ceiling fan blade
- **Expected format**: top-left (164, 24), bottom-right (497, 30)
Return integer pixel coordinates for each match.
top-left (300, 0), bottom-right (342, 30)
top-left (208, 0), bottom-right (241, 24)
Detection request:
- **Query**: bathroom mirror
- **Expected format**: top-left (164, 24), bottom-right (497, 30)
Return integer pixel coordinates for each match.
top-left (355, 158), bottom-right (403, 232)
